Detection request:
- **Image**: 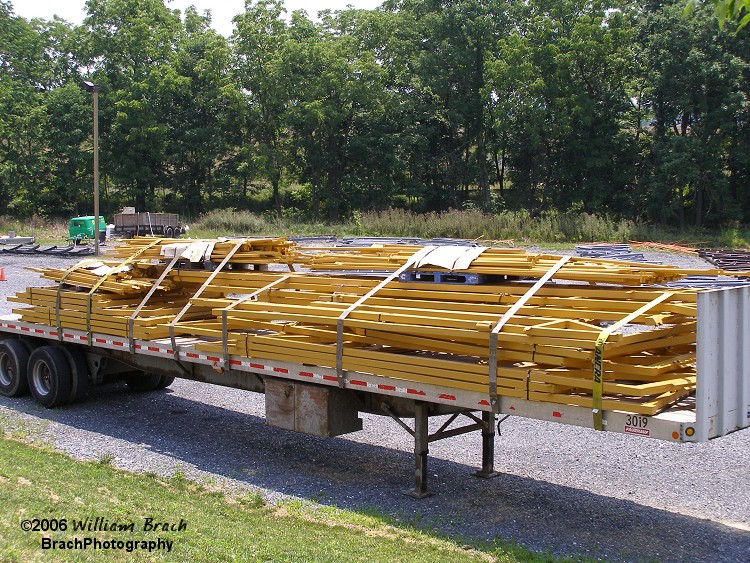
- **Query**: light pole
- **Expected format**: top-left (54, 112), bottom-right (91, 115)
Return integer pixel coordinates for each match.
top-left (82, 81), bottom-right (100, 256)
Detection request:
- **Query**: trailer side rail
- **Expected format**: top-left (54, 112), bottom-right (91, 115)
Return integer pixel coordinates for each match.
top-left (0, 316), bottom-right (700, 443)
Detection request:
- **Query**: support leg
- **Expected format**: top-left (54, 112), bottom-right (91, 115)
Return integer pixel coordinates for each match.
top-left (405, 401), bottom-right (433, 498)
top-left (474, 411), bottom-right (500, 479)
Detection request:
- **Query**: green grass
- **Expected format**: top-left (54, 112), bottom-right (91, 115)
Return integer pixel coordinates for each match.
top-left (0, 437), bottom-right (553, 562)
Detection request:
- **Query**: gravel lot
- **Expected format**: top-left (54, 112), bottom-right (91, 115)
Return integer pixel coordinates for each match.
top-left (1, 248), bottom-right (749, 561)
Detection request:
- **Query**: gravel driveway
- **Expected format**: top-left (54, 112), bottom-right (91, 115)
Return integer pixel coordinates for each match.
top-left (0, 248), bottom-right (749, 562)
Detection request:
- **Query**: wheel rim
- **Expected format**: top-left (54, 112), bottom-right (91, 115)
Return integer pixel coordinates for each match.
top-left (32, 361), bottom-right (52, 396)
top-left (0, 352), bottom-right (12, 387)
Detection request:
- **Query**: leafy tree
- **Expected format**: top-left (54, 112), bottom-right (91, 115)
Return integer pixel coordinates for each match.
top-left (487, 0), bottom-right (638, 216)
top-left (160, 7), bottom-right (238, 214)
top-left (283, 10), bottom-right (393, 219)
top-left (637, 1), bottom-right (748, 226)
top-left (79, 0), bottom-right (183, 210)
top-left (232, 0), bottom-right (292, 217)
top-left (0, 3), bottom-right (82, 216)
top-left (44, 84), bottom-right (94, 215)
top-left (687, 0), bottom-right (750, 31)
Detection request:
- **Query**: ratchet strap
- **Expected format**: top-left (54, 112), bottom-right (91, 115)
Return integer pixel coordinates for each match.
top-left (592, 291), bottom-right (674, 430)
top-left (221, 274), bottom-right (292, 368)
top-left (335, 246), bottom-right (435, 388)
top-left (488, 256), bottom-right (570, 412)
top-left (127, 254), bottom-right (181, 352)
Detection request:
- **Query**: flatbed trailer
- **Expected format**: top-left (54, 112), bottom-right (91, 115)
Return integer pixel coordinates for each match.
top-left (113, 212), bottom-right (182, 239)
top-left (0, 282), bottom-right (748, 496)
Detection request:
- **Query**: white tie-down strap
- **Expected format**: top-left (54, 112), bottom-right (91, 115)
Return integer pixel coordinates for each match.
top-left (89, 263), bottom-right (132, 276)
top-left (160, 241), bottom-right (216, 263)
top-left (414, 245), bottom-right (487, 270)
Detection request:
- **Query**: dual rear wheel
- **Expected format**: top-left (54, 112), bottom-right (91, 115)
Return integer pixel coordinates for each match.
top-left (0, 339), bottom-right (174, 408)
top-left (0, 340), bottom-right (29, 397)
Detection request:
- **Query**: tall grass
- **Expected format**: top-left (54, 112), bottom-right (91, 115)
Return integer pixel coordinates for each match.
top-left (191, 208), bottom-right (650, 244)
top-left (352, 209), bottom-right (640, 243)
top-left (0, 216), bottom-right (68, 241)
top-left (193, 209), bottom-right (278, 234)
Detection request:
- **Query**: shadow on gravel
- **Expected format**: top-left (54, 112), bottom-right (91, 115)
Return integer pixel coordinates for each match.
top-left (2, 383), bottom-right (749, 563)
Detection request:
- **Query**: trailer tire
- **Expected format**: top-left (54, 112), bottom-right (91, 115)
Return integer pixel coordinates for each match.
top-left (54, 345), bottom-right (90, 403)
top-left (19, 338), bottom-right (42, 354)
top-left (0, 339), bottom-right (30, 397)
top-left (124, 372), bottom-right (162, 392)
top-left (27, 346), bottom-right (72, 408)
top-left (156, 375), bottom-right (175, 389)
top-left (164, 226), bottom-right (174, 238)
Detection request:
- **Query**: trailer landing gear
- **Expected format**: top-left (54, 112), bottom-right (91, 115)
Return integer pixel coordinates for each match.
top-left (473, 411), bottom-right (501, 479)
top-left (381, 401), bottom-right (500, 498)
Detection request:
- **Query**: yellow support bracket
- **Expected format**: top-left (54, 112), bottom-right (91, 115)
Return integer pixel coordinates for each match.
top-left (55, 258), bottom-right (101, 341)
top-left (220, 274), bottom-right (292, 367)
top-left (128, 254), bottom-right (181, 351)
top-left (169, 239), bottom-right (247, 359)
top-left (86, 238), bottom-right (164, 346)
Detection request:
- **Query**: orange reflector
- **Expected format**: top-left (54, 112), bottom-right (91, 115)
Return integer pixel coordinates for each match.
top-left (672, 431), bottom-right (679, 440)
top-left (685, 427), bottom-right (695, 437)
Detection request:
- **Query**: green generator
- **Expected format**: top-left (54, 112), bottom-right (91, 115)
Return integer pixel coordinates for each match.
top-left (68, 216), bottom-right (107, 244)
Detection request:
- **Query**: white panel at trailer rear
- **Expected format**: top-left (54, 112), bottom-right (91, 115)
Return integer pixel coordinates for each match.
top-left (696, 285), bottom-right (750, 441)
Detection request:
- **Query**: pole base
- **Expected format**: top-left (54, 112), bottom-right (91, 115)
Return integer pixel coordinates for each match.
top-left (473, 469), bottom-right (501, 479)
top-left (403, 489), bottom-right (434, 499)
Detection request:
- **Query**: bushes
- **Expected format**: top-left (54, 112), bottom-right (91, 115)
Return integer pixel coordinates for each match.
top-left (192, 210), bottom-right (278, 235)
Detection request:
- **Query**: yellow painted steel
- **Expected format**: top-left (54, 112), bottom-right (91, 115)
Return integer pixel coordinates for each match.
top-left (8, 237), bottom-right (724, 417)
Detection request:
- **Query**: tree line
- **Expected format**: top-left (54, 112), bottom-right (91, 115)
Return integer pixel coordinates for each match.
top-left (1, 0), bottom-right (748, 227)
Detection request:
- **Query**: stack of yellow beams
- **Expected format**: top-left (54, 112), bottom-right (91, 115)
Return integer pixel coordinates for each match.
top-left (8, 239), bottom-right (715, 415)
top-left (296, 245), bottom-right (725, 285)
top-left (181, 272), bottom-right (698, 415)
top-left (107, 236), bottom-right (297, 265)
top-left (9, 261), bottom-right (205, 340)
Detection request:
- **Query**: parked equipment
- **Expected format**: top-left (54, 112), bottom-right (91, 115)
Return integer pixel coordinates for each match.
top-left (112, 209), bottom-right (182, 239)
top-left (68, 216), bottom-right (106, 245)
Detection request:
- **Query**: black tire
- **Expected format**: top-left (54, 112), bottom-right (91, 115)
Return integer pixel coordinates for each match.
top-left (27, 346), bottom-right (72, 408)
top-left (0, 339), bottom-right (30, 397)
top-left (155, 375), bottom-right (175, 389)
top-left (54, 345), bottom-right (90, 403)
top-left (124, 372), bottom-right (162, 392)
top-left (164, 226), bottom-right (174, 238)
top-left (19, 338), bottom-right (42, 354)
